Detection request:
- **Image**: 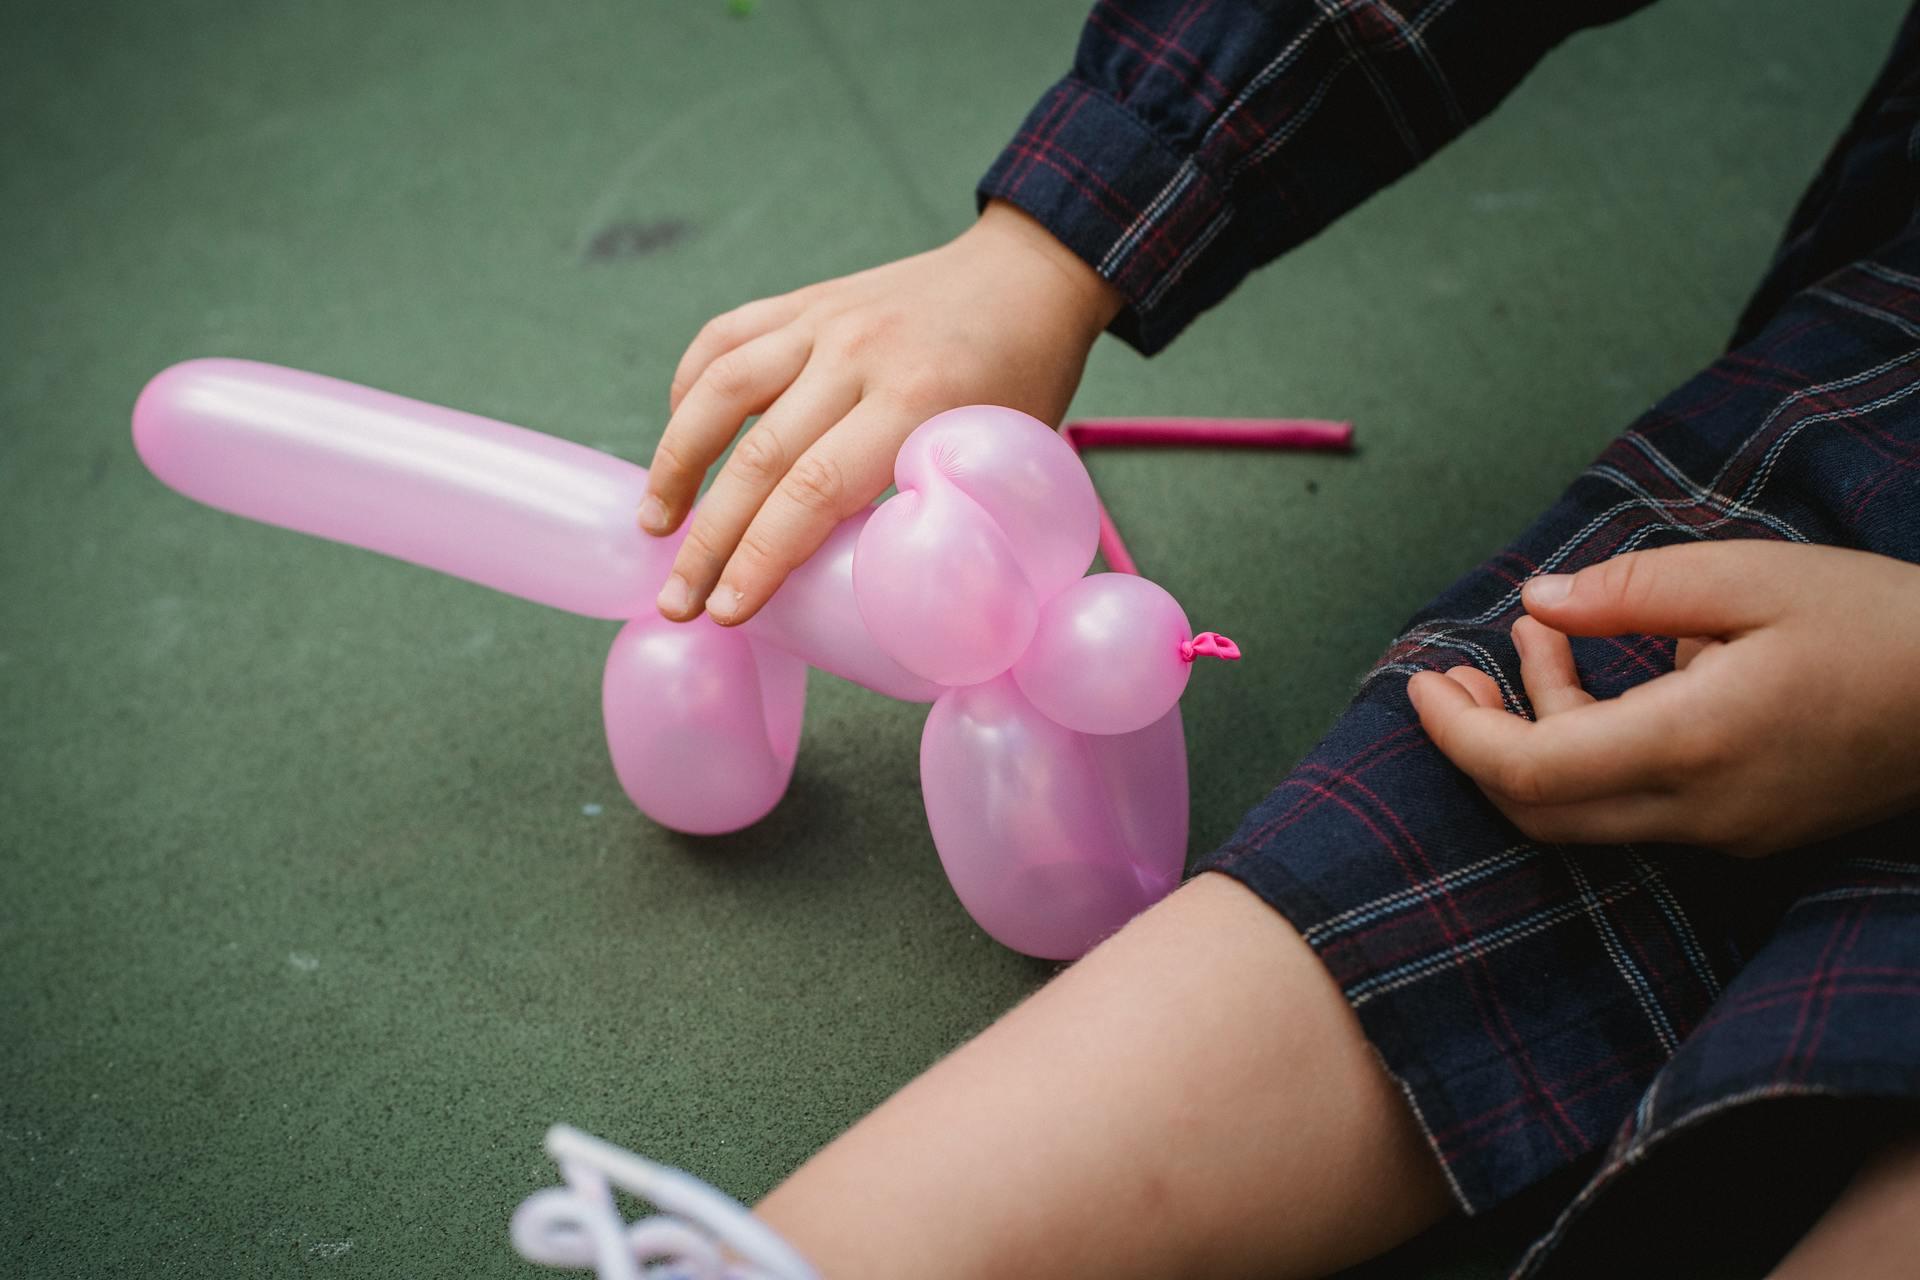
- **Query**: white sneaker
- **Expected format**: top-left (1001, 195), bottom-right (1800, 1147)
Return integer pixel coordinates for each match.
top-left (512, 1125), bottom-right (818, 1280)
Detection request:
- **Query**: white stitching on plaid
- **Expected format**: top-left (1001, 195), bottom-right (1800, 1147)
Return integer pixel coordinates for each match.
top-left (1554, 375), bottom-right (1920, 585)
top-left (1726, 361), bottom-right (1920, 506)
top-left (1358, 0), bottom-right (1465, 129)
top-left (1510, 1083), bottom-right (1846, 1278)
top-left (1838, 856), bottom-right (1920, 875)
top-left (1141, 205), bottom-right (1236, 309)
top-left (1858, 260), bottom-right (1920, 292)
top-left (1605, 427), bottom-right (1811, 536)
top-left (1807, 283), bottom-right (1920, 341)
top-left (1490, 342), bottom-right (1911, 613)
top-left (1568, 857), bottom-right (1680, 1055)
top-left (1367, 343), bottom-right (1920, 676)
top-left (1227, 0), bottom-right (1459, 176)
top-left (1303, 844), bottom-right (1538, 942)
top-left (1098, 158), bottom-right (1201, 275)
top-left (1346, 862), bottom-right (1666, 1005)
top-left (1794, 885), bottom-right (1920, 907)
top-left (1372, 631), bottom-right (1528, 709)
top-left (1382, 1058), bottom-right (1477, 1212)
top-left (1316, 0), bottom-right (1424, 160)
top-left (1629, 849), bottom-right (1725, 1001)
top-left (1102, 0), bottom-right (1457, 286)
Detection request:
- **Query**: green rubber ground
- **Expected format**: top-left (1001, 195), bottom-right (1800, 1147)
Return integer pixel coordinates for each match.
top-left (1, 1), bottom-right (1906, 1274)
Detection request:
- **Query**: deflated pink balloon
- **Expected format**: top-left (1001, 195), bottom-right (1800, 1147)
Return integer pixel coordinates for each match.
top-left (853, 406), bottom-right (1099, 688)
top-left (1012, 573), bottom-right (1193, 736)
top-left (920, 674), bottom-right (1187, 959)
top-left (603, 613), bottom-right (805, 836)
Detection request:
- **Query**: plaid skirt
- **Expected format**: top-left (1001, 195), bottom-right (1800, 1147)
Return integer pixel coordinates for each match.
top-left (1196, 11), bottom-right (1920, 1276)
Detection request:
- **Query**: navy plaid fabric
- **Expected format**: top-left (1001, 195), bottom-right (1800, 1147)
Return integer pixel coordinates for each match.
top-left (978, 0), bottom-right (1654, 353)
top-left (985, 2), bottom-right (1920, 1273)
top-left (1201, 237), bottom-right (1920, 1232)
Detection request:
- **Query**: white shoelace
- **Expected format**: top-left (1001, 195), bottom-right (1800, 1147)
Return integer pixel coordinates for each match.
top-left (512, 1126), bottom-right (819, 1280)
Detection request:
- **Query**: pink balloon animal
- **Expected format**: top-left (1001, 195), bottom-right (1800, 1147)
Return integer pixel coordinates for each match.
top-left (133, 360), bottom-right (1237, 959)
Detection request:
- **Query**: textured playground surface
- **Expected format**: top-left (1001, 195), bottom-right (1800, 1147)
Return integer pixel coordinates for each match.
top-left (1, 1), bottom-right (1908, 1274)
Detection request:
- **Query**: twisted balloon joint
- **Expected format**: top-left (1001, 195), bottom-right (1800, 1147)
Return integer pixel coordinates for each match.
top-left (133, 360), bottom-right (1349, 961)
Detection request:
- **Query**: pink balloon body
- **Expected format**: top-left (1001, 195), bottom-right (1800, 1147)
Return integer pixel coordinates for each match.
top-left (747, 508), bottom-right (939, 704)
top-left (132, 359), bottom-right (1204, 959)
top-left (1012, 573), bottom-right (1193, 736)
top-left (132, 359), bottom-right (670, 618)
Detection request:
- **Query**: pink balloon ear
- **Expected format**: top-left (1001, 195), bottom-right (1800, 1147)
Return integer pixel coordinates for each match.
top-left (900, 406), bottom-right (1100, 600)
top-left (853, 406), bottom-right (1101, 688)
top-left (853, 469), bottom-right (1039, 689)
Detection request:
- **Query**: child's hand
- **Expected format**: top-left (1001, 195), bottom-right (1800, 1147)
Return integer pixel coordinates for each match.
top-left (1406, 542), bottom-right (1920, 856)
top-left (641, 200), bottom-right (1123, 626)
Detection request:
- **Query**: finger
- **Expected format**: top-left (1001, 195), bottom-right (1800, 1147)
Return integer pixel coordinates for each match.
top-left (1519, 542), bottom-right (1792, 640)
top-left (643, 327), bottom-right (812, 536)
top-left (1443, 665), bottom-right (1505, 710)
top-left (1512, 615), bottom-right (1595, 718)
top-left (706, 401), bottom-right (908, 625)
top-left (668, 293), bottom-right (811, 413)
top-left (1673, 636), bottom-right (1719, 670)
top-left (1407, 670), bottom-right (1691, 805)
top-left (1485, 790), bottom-right (1695, 847)
top-left (657, 371), bottom-right (859, 621)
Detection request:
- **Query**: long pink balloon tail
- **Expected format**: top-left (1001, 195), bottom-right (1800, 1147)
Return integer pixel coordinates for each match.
top-left (1059, 417), bottom-right (1354, 577)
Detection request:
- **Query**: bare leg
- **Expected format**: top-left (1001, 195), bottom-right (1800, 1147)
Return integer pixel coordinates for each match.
top-left (755, 872), bottom-right (1453, 1279)
top-left (1770, 1133), bottom-right (1920, 1279)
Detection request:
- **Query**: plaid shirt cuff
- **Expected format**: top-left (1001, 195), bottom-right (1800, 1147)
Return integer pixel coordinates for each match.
top-left (977, 75), bottom-right (1233, 355)
top-left (978, 1), bottom-right (1656, 357)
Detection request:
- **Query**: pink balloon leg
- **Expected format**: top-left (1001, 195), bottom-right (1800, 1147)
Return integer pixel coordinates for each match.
top-left (602, 614), bottom-right (806, 836)
top-left (920, 674), bottom-right (1187, 960)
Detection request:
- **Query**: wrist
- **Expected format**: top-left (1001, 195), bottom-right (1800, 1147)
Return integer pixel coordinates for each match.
top-left (971, 199), bottom-right (1126, 340)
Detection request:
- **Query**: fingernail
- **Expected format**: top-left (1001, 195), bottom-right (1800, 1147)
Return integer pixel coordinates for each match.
top-left (1526, 574), bottom-right (1572, 606)
top-left (707, 584), bottom-right (742, 623)
top-left (657, 574), bottom-right (691, 617)
top-left (637, 495), bottom-right (669, 534)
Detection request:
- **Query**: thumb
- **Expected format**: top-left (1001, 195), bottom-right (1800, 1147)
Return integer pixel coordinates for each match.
top-left (1520, 542), bottom-right (1788, 638)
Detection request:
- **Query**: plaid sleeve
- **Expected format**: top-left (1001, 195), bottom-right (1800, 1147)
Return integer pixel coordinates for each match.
top-left (978, 0), bottom-right (1656, 354)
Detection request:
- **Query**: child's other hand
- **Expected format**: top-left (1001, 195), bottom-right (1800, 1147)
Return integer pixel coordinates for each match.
top-left (1406, 542), bottom-right (1920, 856)
top-left (641, 200), bottom-right (1123, 626)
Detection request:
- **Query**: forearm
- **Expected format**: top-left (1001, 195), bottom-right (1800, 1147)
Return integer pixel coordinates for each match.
top-left (754, 873), bottom-right (1450, 1279)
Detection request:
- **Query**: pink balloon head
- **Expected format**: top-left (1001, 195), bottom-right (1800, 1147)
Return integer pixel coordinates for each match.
top-left (131, 360), bottom-right (1243, 960)
top-left (1012, 573), bottom-right (1193, 737)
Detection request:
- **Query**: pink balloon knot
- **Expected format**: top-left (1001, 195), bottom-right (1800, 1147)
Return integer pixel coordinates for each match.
top-left (1180, 632), bottom-right (1242, 663)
